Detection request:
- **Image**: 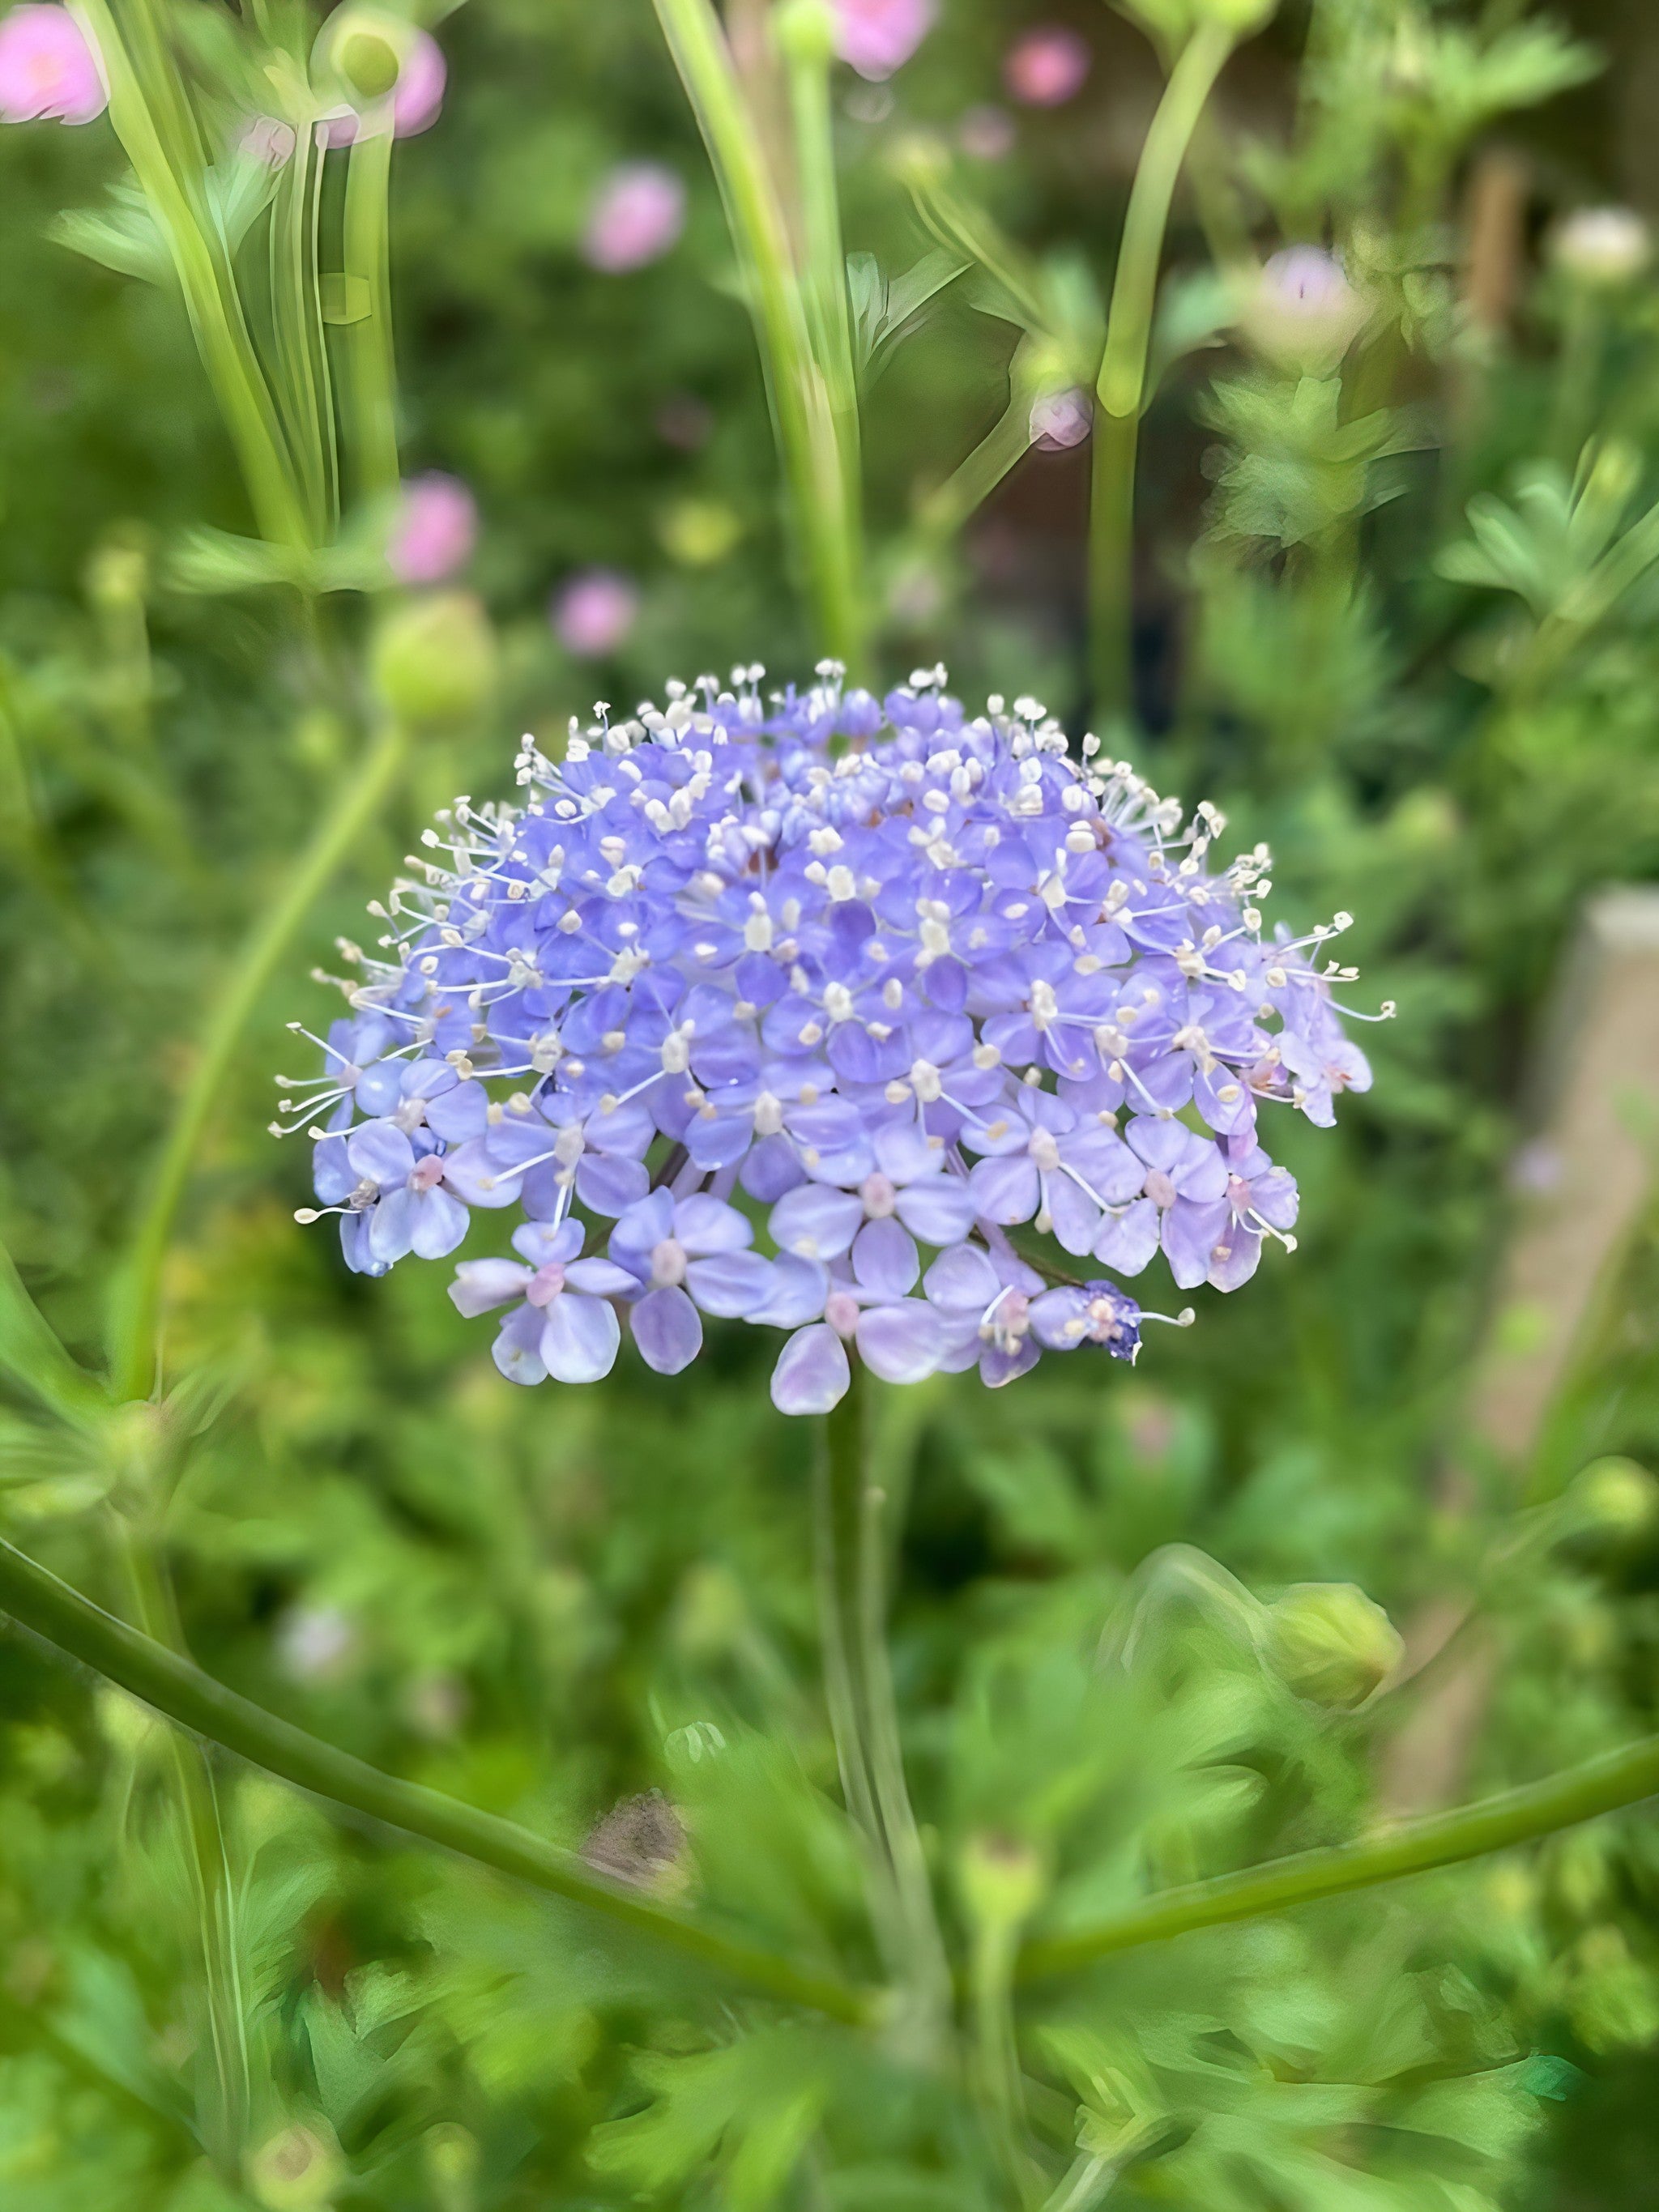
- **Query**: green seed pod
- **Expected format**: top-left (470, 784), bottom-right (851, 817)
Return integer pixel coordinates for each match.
top-left (371, 591), bottom-right (497, 727)
top-left (338, 24), bottom-right (402, 100)
top-left (1265, 1582), bottom-right (1403, 1710)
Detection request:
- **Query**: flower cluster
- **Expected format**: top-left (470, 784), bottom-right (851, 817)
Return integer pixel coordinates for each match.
top-left (283, 671), bottom-right (1381, 1413)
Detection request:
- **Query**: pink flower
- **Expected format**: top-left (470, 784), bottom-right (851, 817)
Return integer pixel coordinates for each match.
top-left (0, 4), bottom-right (105, 125)
top-left (316, 27), bottom-right (446, 147)
top-left (1030, 386), bottom-right (1092, 450)
top-left (389, 473), bottom-right (477, 586)
top-left (391, 27), bottom-right (445, 136)
top-left (1004, 25), bottom-right (1091, 108)
top-left (831, 0), bottom-right (934, 82)
top-left (552, 570), bottom-right (639, 658)
top-left (581, 163), bottom-right (686, 274)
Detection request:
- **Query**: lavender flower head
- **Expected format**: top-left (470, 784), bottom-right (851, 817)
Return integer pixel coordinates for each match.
top-left (281, 670), bottom-right (1386, 1413)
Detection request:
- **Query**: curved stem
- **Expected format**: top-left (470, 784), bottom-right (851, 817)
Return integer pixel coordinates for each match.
top-left (106, 720), bottom-right (410, 1402)
top-left (1017, 1728), bottom-right (1659, 1984)
top-left (1090, 22), bottom-right (1235, 721)
top-left (0, 1536), bottom-right (870, 2026)
top-left (340, 119), bottom-right (402, 505)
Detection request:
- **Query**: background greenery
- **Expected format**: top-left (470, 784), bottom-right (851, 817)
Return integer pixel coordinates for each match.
top-left (2, 0), bottom-right (1659, 2205)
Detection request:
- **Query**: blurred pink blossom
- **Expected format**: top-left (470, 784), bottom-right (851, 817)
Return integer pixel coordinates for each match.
top-left (831, 0), bottom-right (935, 82)
top-left (582, 163), bottom-right (687, 273)
top-left (389, 473), bottom-right (477, 586)
top-left (1004, 25), bottom-right (1091, 107)
top-left (0, 4), bottom-right (105, 124)
top-left (1030, 386), bottom-right (1092, 450)
top-left (552, 569), bottom-right (639, 658)
top-left (316, 28), bottom-right (446, 147)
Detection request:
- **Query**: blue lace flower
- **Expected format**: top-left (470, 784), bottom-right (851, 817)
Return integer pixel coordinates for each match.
top-left (284, 667), bottom-right (1386, 1412)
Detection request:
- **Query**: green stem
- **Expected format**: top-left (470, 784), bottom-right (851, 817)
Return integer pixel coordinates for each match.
top-left (0, 1231), bottom-right (110, 1434)
top-left (0, 1537), bottom-right (870, 2026)
top-left (971, 1913), bottom-right (1038, 2204)
top-left (340, 117), bottom-right (402, 505)
top-left (106, 720), bottom-right (411, 1402)
top-left (915, 394), bottom-right (1036, 548)
top-left (779, 1), bottom-right (864, 599)
top-left (75, 0), bottom-right (311, 554)
top-left (1017, 1728), bottom-right (1659, 1984)
top-left (109, 1516), bottom-right (250, 2178)
top-left (818, 1374), bottom-right (950, 2044)
top-left (651, 0), bottom-right (863, 668)
top-left (1090, 22), bottom-right (1235, 721)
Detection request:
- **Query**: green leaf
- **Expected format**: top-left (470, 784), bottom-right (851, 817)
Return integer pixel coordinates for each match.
top-left (0, 1234), bottom-right (109, 1434)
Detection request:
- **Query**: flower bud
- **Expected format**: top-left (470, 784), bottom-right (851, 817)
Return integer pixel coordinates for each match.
top-left (1564, 1455), bottom-right (1659, 1541)
top-left (371, 591), bottom-right (497, 727)
top-left (957, 1831), bottom-right (1047, 1932)
top-left (247, 2122), bottom-right (345, 2211)
top-left (337, 23), bottom-right (401, 100)
top-left (1265, 1582), bottom-right (1401, 1709)
top-left (1237, 247), bottom-right (1370, 376)
top-left (1550, 207), bottom-right (1652, 288)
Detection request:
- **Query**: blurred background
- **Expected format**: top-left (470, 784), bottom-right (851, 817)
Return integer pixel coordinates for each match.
top-left (2, 1), bottom-right (1659, 2206)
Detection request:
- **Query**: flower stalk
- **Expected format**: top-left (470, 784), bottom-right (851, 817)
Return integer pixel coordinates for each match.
top-left (1090, 21), bottom-right (1235, 721)
top-left (106, 718), bottom-right (411, 1402)
top-left (650, 0), bottom-right (864, 668)
top-left (0, 1535), bottom-right (871, 2025)
top-left (817, 1372), bottom-right (951, 2048)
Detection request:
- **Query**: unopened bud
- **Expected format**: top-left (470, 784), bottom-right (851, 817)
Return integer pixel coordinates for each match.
top-left (1551, 207), bottom-right (1651, 288)
top-left (371, 590), bottom-right (497, 727)
top-left (1265, 1582), bottom-right (1402, 1709)
top-left (957, 1831), bottom-right (1047, 1932)
top-left (247, 2121), bottom-right (345, 2211)
top-left (1237, 246), bottom-right (1370, 376)
top-left (582, 1790), bottom-right (689, 1898)
top-left (338, 24), bottom-right (401, 100)
top-left (1564, 1456), bottom-right (1659, 1541)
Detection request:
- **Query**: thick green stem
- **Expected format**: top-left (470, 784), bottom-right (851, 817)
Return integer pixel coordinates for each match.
top-left (340, 118), bottom-right (402, 505)
top-left (818, 1374), bottom-right (950, 2044)
top-left (0, 1537), bottom-right (870, 2025)
top-left (106, 720), bottom-right (411, 1402)
top-left (1090, 23), bottom-right (1235, 721)
top-left (651, 0), bottom-right (863, 667)
top-left (1017, 1728), bottom-right (1659, 1984)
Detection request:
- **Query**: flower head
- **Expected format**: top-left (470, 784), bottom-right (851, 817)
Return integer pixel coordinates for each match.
top-left (831, 0), bottom-right (935, 81)
top-left (1004, 26), bottom-right (1091, 108)
top-left (582, 162), bottom-right (686, 273)
top-left (1238, 246), bottom-right (1370, 374)
top-left (0, 4), bottom-right (104, 124)
top-left (1550, 206), bottom-right (1652, 288)
top-left (284, 669), bottom-right (1380, 1412)
top-left (388, 472), bottom-right (477, 586)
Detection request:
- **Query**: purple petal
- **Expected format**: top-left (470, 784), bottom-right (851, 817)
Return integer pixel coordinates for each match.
top-left (923, 1242), bottom-right (1000, 1314)
top-left (966, 1153), bottom-right (1040, 1225)
top-left (493, 1303), bottom-right (549, 1386)
top-left (751, 1254), bottom-right (830, 1328)
top-left (769, 1183), bottom-right (864, 1260)
top-left (410, 1185), bottom-right (470, 1260)
top-left (855, 1300), bottom-right (942, 1384)
top-left (513, 1218), bottom-right (584, 1266)
top-left (851, 1217), bottom-right (920, 1298)
top-left (348, 1121), bottom-right (415, 1189)
top-left (611, 1188), bottom-right (676, 1257)
top-left (424, 1080), bottom-right (489, 1144)
top-left (675, 1193), bottom-right (753, 1255)
top-left (771, 1324), bottom-right (851, 1415)
top-left (441, 1140), bottom-right (522, 1208)
top-left (894, 1174), bottom-right (978, 1247)
top-left (1161, 1199), bottom-right (1230, 1289)
top-left (577, 1153), bottom-right (651, 1216)
top-left (540, 1292), bottom-right (621, 1383)
top-left (1092, 1200), bottom-right (1159, 1276)
top-left (565, 1257), bottom-right (639, 1297)
top-left (450, 1260), bottom-right (534, 1317)
top-left (684, 1250), bottom-right (776, 1317)
top-left (1045, 1173), bottom-right (1100, 1258)
top-left (631, 1285), bottom-right (703, 1374)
